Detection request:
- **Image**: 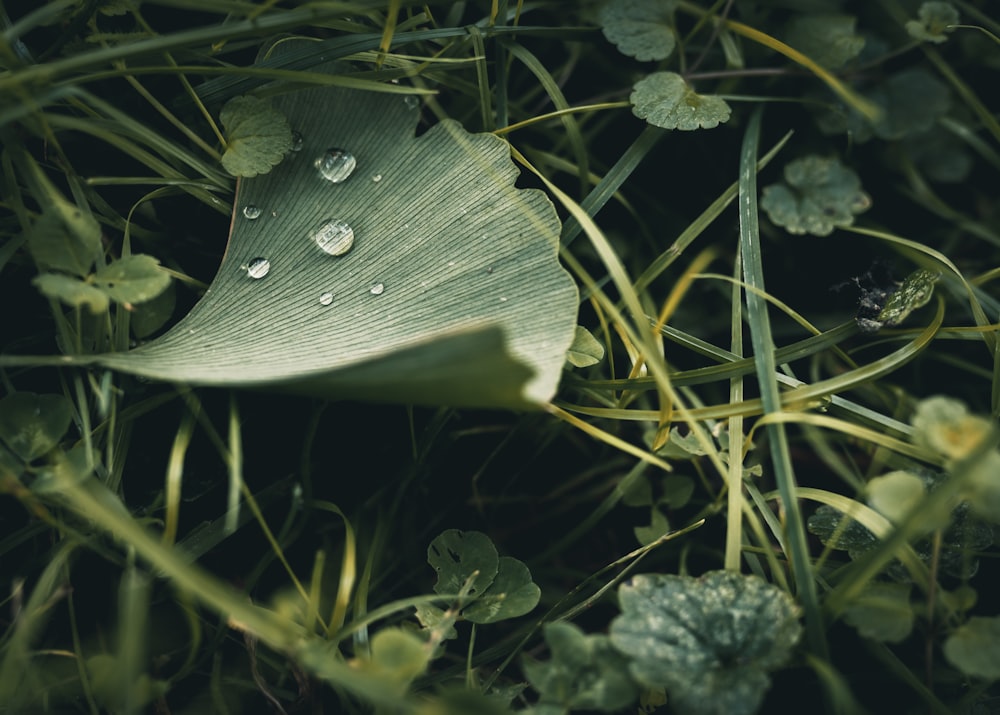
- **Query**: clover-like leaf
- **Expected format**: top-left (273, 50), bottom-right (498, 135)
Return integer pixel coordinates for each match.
top-left (906, 2), bottom-right (959, 44)
top-left (866, 470), bottom-right (927, 525)
top-left (566, 325), bottom-right (605, 368)
top-left (95, 42), bottom-right (578, 408)
top-left (0, 392), bottom-right (74, 462)
top-left (220, 95), bottom-right (293, 177)
top-left (599, 0), bottom-right (678, 62)
top-left (760, 155), bottom-right (870, 236)
top-left (943, 616), bottom-right (1000, 679)
top-left (634, 507), bottom-right (670, 546)
top-left (26, 195), bottom-right (103, 277)
top-left (428, 529), bottom-right (499, 599)
top-left (842, 583), bottom-right (914, 643)
top-left (463, 556), bottom-right (540, 623)
top-left (610, 571), bottom-right (801, 715)
top-left (631, 72), bottom-right (731, 130)
top-left (785, 14), bottom-right (865, 69)
top-left (32, 273), bottom-right (110, 313)
top-left (92, 255), bottom-right (171, 305)
top-left (523, 621), bottom-right (639, 712)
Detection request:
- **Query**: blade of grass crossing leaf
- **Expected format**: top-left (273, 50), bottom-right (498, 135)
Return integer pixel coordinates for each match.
top-left (377, 0), bottom-right (402, 69)
top-left (727, 251), bottom-right (745, 571)
top-left (468, 25), bottom-right (494, 131)
top-left (225, 394), bottom-right (243, 535)
top-left (739, 106), bottom-right (828, 659)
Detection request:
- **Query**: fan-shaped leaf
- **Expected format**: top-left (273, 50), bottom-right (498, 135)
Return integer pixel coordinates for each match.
top-left (96, 44), bottom-right (578, 408)
top-left (599, 0), bottom-right (678, 62)
top-left (631, 72), bottom-right (731, 130)
top-left (760, 155), bottom-right (870, 236)
top-left (220, 95), bottom-right (293, 177)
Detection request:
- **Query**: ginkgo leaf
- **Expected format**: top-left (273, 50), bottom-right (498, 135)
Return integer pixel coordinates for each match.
top-left (906, 2), bottom-right (959, 44)
top-left (96, 41), bottom-right (578, 408)
top-left (220, 95), bottom-right (293, 177)
top-left (630, 72), bottom-right (731, 131)
top-left (599, 0), bottom-right (678, 62)
top-left (760, 155), bottom-right (870, 236)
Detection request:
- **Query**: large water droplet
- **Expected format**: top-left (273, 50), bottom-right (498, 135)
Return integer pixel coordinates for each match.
top-left (370, 282), bottom-right (385, 296)
top-left (311, 218), bottom-right (355, 256)
top-left (315, 148), bottom-right (357, 183)
top-left (246, 257), bottom-right (270, 279)
top-left (404, 95), bottom-right (419, 110)
top-left (242, 204), bottom-right (262, 220)
top-left (371, 173), bottom-right (382, 183)
top-left (319, 292), bottom-right (334, 306)
top-left (290, 131), bottom-right (304, 152)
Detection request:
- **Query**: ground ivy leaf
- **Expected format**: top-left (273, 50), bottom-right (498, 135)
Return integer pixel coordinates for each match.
top-left (27, 196), bottom-right (103, 277)
top-left (566, 325), bottom-right (605, 367)
top-left (631, 72), bottom-right (731, 130)
top-left (610, 571), bottom-right (801, 715)
top-left (842, 583), bottom-right (914, 643)
top-left (872, 69), bottom-right (952, 140)
top-left (906, 2), bottom-right (959, 44)
top-left (875, 269), bottom-right (938, 327)
top-left (220, 95), bottom-right (293, 177)
top-left (92, 255), bottom-right (172, 305)
top-left (785, 14), bottom-right (865, 69)
top-left (32, 273), bottom-right (109, 313)
top-left (0, 392), bottom-right (74, 462)
top-left (943, 616), bottom-right (1000, 679)
top-left (599, 0), bottom-right (678, 62)
top-left (866, 470), bottom-right (926, 525)
top-left (760, 155), bottom-right (870, 236)
top-left (463, 556), bottom-right (540, 623)
top-left (523, 621), bottom-right (639, 712)
top-left (427, 529), bottom-right (499, 598)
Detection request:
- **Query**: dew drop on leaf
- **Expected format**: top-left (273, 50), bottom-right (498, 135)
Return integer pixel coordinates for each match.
top-left (370, 282), bottom-right (385, 296)
top-left (310, 218), bottom-right (355, 256)
top-left (404, 95), bottom-right (420, 110)
top-left (242, 205), bottom-right (262, 220)
top-left (371, 173), bottom-right (383, 183)
top-left (315, 148), bottom-right (357, 183)
top-left (319, 291), bottom-right (334, 306)
top-left (246, 257), bottom-right (270, 279)
top-left (290, 131), bottom-right (304, 152)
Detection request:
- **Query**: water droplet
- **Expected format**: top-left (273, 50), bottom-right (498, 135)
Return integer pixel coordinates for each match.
top-left (404, 95), bottom-right (419, 109)
top-left (315, 148), bottom-right (357, 183)
top-left (447, 261), bottom-right (456, 267)
top-left (319, 292), bottom-right (334, 306)
top-left (371, 173), bottom-right (382, 183)
top-left (246, 257), bottom-right (270, 279)
top-left (310, 218), bottom-right (355, 256)
top-left (486, 266), bottom-right (494, 274)
top-left (499, 296), bottom-right (508, 303)
top-left (271, 210), bottom-right (278, 218)
top-left (242, 204), bottom-right (262, 220)
top-left (290, 131), bottom-right (304, 152)
top-left (370, 282), bottom-right (385, 296)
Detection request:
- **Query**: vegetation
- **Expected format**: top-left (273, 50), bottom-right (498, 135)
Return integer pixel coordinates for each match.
top-left (1, 1), bottom-right (999, 713)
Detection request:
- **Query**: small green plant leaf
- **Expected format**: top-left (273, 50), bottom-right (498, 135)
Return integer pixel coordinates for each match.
top-left (352, 628), bottom-right (431, 695)
top-left (660, 474), bottom-right (695, 507)
top-left (911, 395), bottom-right (992, 460)
top-left (610, 571), bottom-right (801, 715)
top-left (413, 603), bottom-right (458, 641)
top-left (566, 325), bottom-right (605, 367)
top-left (651, 427), bottom-right (708, 459)
top-left (866, 470), bottom-right (926, 525)
top-left (807, 505), bottom-right (878, 557)
top-left (220, 95), bottom-right (293, 177)
top-left (760, 155), bottom-right (870, 236)
top-left (875, 269), bottom-right (938, 328)
top-left (463, 556), bottom-right (540, 623)
top-left (630, 72), bottom-right (732, 130)
top-left (130, 281), bottom-right (176, 338)
top-left (943, 616), bottom-right (1000, 679)
top-left (32, 443), bottom-right (93, 494)
top-left (842, 583), bottom-right (914, 643)
top-left (599, 0), bottom-right (678, 62)
top-left (85, 654), bottom-right (169, 712)
top-left (906, 2), bottom-right (959, 44)
top-left (92, 255), bottom-right (171, 305)
top-left (428, 529), bottom-right (499, 598)
top-left (634, 507), bottom-right (670, 546)
top-left (785, 14), bottom-right (865, 69)
top-left (32, 273), bottom-right (109, 313)
top-left (523, 621), bottom-right (639, 712)
top-left (27, 196), bottom-right (103, 278)
top-left (0, 392), bottom-right (73, 462)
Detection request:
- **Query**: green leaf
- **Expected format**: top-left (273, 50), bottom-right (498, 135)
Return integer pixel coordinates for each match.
top-left (906, 2), bottom-right (959, 44)
top-left (32, 443), bottom-right (93, 494)
top-left (92, 255), bottom-right (171, 305)
top-left (85, 654), bottom-right (169, 712)
top-left (631, 72), bottom-right (731, 130)
top-left (220, 95), bottom-right (293, 177)
top-left (866, 470), bottom-right (926, 525)
top-left (523, 621), bottom-right (639, 712)
top-left (759, 155), bottom-right (870, 236)
top-left (599, 0), bottom-right (678, 62)
top-left (96, 43), bottom-right (578, 408)
top-left (352, 628), bottom-right (431, 695)
top-left (659, 474), bottom-right (695, 507)
top-left (0, 392), bottom-right (74, 462)
top-left (634, 507), bottom-right (670, 546)
top-left (610, 571), bottom-right (801, 715)
top-left (842, 583), bottom-right (914, 643)
top-left (807, 505), bottom-right (878, 558)
top-left (785, 15), bottom-right (865, 69)
top-left (871, 69), bottom-right (952, 140)
top-left (32, 273), bottom-right (109, 313)
top-left (911, 396), bottom-right (991, 460)
top-left (26, 195), bottom-right (103, 277)
top-left (651, 426), bottom-right (709, 458)
top-left (463, 556), bottom-right (540, 623)
top-left (427, 529), bottom-right (499, 598)
top-left (566, 325), bottom-right (605, 368)
top-left (875, 269), bottom-right (938, 328)
top-left (130, 281), bottom-right (176, 338)
top-left (943, 616), bottom-right (1000, 679)
top-left (962, 450), bottom-right (1000, 524)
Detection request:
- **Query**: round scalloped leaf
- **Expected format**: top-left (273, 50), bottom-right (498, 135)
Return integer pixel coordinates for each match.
top-left (96, 42), bottom-right (578, 408)
top-left (631, 72), bottom-right (731, 130)
top-left (599, 0), bottom-right (678, 62)
top-left (26, 195), bottom-right (103, 278)
top-left (760, 155), bottom-right (870, 236)
top-left (610, 571), bottom-right (801, 715)
top-left (352, 628), bottom-right (431, 695)
top-left (807, 505), bottom-right (878, 558)
top-left (427, 529), bottom-right (499, 598)
top-left (463, 556), bottom-right (540, 624)
top-left (906, 2), bottom-right (959, 44)
top-left (523, 621), bottom-right (639, 712)
top-left (566, 325), bottom-right (605, 368)
top-left (866, 470), bottom-right (926, 525)
top-left (842, 583), bottom-right (914, 643)
top-left (911, 396), bottom-right (992, 460)
top-left (0, 392), bottom-right (74, 462)
top-left (785, 14), bottom-right (865, 69)
top-left (92, 255), bottom-right (171, 305)
top-left (220, 95), bottom-right (293, 177)
top-left (943, 616), bottom-right (1000, 679)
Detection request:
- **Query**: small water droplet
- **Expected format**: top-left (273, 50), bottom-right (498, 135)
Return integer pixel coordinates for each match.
top-left (310, 218), bottom-right (355, 256)
top-left (271, 210), bottom-right (278, 218)
top-left (315, 148), bottom-right (357, 183)
top-left (290, 131), bottom-right (304, 152)
top-left (447, 261), bottom-right (456, 267)
top-left (246, 257), bottom-right (270, 279)
top-left (371, 173), bottom-right (382, 183)
top-left (404, 95), bottom-right (419, 109)
top-left (486, 266), bottom-right (494, 274)
top-left (499, 296), bottom-right (508, 303)
top-left (319, 291), bottom-right (334, 306)
top-left (242, 204), bottom-right (262, 220)
top-left (370, 282), bottom-right (385, 296)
